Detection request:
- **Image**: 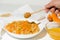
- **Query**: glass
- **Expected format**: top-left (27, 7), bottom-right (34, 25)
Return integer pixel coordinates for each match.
top-left (46, 22), bottom-right (60, 40)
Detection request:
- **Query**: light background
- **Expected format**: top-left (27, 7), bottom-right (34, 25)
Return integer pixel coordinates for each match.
top-left (0, 0), bottom-right (53, 40)
top-left (0, 0), bottom-right (50, 12)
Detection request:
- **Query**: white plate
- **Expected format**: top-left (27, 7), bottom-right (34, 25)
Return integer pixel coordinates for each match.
top-left (2, 33), bottom-right (52, 40)
top-left (3, 16), bottom-right (45, 38)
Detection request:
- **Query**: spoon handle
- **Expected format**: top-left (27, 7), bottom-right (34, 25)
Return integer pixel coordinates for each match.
top-left (31, 8), bottom-right (45, 14)
top-left (0, 13), bottom-right (11, 17)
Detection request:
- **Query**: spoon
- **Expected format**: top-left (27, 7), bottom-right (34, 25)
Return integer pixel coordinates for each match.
top-left (30, 16), bottom-right (46, 25)
top-left (24, 6), bottom-right (60, 18)
top-left (30, 22), bottom-right (41, 25)
top-left (0, 13), bottom-right (11, 17)
top-left (24, 8), bottom-right (45, 18)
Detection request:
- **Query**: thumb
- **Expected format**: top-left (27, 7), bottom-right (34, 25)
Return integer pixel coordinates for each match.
top-left (45, 2), bottom-right (54, 9)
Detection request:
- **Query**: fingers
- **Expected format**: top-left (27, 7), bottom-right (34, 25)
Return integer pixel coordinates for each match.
top-left (55, 10), bottom-right (59, 14)
top-left (50, 8), bottom-right (55, 13)
top-left (50, 8), bottom-right (60, 14)
top-left (45, 0), bottom-right (60, 14)
top-left (45, 3), bottom-right (60, 13)
top-left (45, 1), bottom-right (54, 13)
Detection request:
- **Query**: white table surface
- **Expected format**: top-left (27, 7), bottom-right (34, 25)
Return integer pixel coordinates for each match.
top-left (0, 4), bottom-right (53, 40)
top-left (0, 0), bottom-right (53, 40)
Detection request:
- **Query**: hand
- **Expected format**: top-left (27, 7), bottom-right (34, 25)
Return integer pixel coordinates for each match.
top-left (45, 0), bottom-right (60, 14)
